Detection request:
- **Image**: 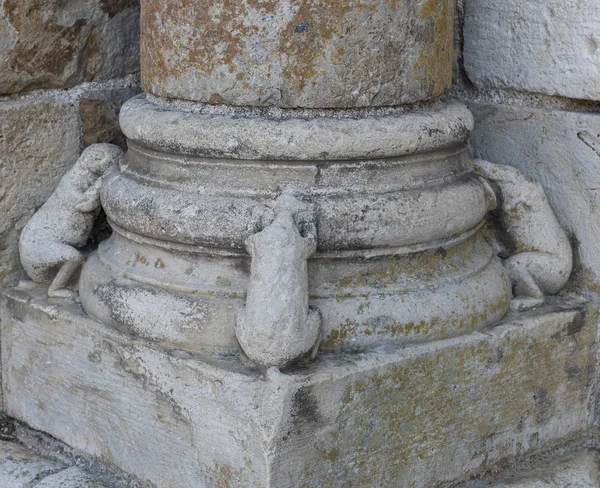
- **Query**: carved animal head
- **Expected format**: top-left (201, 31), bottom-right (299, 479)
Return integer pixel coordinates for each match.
top-left (79, 143), bottom-right (122, 177)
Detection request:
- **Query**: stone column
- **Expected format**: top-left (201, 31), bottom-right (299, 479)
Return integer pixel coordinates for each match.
top-left (79, 0), bottom-right (511, 356)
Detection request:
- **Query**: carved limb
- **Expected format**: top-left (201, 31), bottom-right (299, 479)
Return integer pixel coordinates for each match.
top-left (48, 253), bottom-right (85, 299)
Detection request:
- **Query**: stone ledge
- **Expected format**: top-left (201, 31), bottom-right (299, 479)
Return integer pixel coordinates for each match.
top-left (490, 450), bottom-right (600, 487)
top-left (1, 289), bottom-right (596, 487)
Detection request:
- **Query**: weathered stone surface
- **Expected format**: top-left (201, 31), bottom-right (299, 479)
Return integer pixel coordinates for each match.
top-left (0, 440), bottom-right (67, 487)
top-left (491, 451), bottom-right (600, 487)
top-left (469, 104), bottom-right (600, 298)
top-left (473, 160), bottom-right (572, 310)
top-left (141, 0), bottom-right (455, 107)
top-left (0, 98), bottom-right (80, 287)
top-left (35, 466), bottom-right (108, 487)
top-left (81, 98), bottom-right (512, 354)
top-left (79, 87), bottom-right (141, 149)
top-left (463, 0), bottom-right (600, 101)
top-left (2, 289), bottom-right (596, 487)
top-left (235, 195), bottom-right (321, 369)
top-left (0, 0), bottom-right (140, 94)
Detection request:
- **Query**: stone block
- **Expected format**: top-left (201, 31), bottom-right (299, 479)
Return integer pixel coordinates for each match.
top-left (1, 288), bottom-right (596, 487)
top-left (0, 98), bottom-right (80, 287)
top-left (79, 87), bottom-right (141, 149)
top-left (491, 451), bottom-right (600, 487)
top-left (463, 0), bottom-right (600, 101)
top-left (468, 103), bottom-right (600, 297)
top-left (0, 0), bottom-right (140, 94)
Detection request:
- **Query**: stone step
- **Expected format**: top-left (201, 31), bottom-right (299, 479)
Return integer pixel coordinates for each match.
top-left (0, 439), bottom-right (107, 487)
top-left (1, 288), bottom-right (597, 488)
top-left (491, 451), bottom-right (600, 488)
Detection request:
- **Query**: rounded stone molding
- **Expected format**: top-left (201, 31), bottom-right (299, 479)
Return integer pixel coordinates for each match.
top-left (119, 96), bottom-right (474, 160)
top-left (80, 97), bottom-right (512, 354)
top-left (140, 0), bottom-right (455, 108)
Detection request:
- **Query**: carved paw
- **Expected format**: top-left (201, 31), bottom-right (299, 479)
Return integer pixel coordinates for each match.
top-left (48, 288), bottom-right (78, 300)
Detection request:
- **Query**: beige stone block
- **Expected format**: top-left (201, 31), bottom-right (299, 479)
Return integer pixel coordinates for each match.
top-left (0, 98), bottom-right (80, 286)
top-left (141, 0), bottom-right (455, 107)
top-left (0, 0), bottom-right (140, 94)
top-left (1, 288), bottom-right (596, 487)
top-left (469, 103), bottom-right (600, 297)
top-left (79, 87), bottom-right (141, 149)
top-left (463, 0), bottom-right (600, 101)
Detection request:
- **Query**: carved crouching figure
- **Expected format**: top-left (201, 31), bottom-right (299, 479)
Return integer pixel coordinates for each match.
top-left (474, 159), bottom-right (572, 311)
top-left (235, 195), bottom-right (322, 370)
top-left (19, 144), bottom-right (122, 298)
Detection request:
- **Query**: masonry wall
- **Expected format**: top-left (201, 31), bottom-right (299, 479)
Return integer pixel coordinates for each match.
top-left (454, 0), bottom-right (600, 300)
top-left (0, 0), bottom-right (141, 289)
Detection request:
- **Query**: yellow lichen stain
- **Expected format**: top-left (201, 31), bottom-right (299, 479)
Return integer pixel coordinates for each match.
top-left (414, 0), bottom-right (454, 96)
top-left (128, 254), bottom-right (149, 267)
top-left (142, 0), bottom-right (407, 101)
top-left (216, 276), bottom-right (232, 287)
top-left (330, 236), bottom-right (479, 291)
top-left (279, 1), bottom-right (373, 94)
top-left (207, 463), bottom-right (262, 488)
top-left (155, 258), bottom-right (165, 269)
top-left (321, 293), bottom-right (510, 349)
top-left (297, 308), bottom-right (596, 486)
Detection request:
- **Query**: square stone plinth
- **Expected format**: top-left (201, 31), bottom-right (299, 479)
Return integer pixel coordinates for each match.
top-left (0, 289), bottom-right (597, 488)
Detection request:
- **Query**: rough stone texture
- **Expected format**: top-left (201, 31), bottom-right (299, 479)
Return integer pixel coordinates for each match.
top-left (0, 440), bottom-right (111, 487)
top-left (463, 0), bottom-right (600, 101)
top-left (79, 87), bottom-right (141, 149)
top-left (141, 0), bottom-right (455, 107)
top-left (2, 288), bottom-right (596, 488)
top-left (235, 195), bottom-right (321, 368)
top-left (81, 98), bottom-right (512, 354)
top-left (19, 144), bottom-right (122, 297)
top-left (35, 466), bottom-right (109, 487)
top-left (474, 160), bottom-right (572, 309)
top-left (0, 98), bottom-right (80, 287)
top-left (0, 0), bottom-right (140, 95)
top-left (491, 451), bottom-right (600, 487)
top-left (468, 104), bottom-right (600, 298)
top-left (0, 439), bottom-right (67, 487)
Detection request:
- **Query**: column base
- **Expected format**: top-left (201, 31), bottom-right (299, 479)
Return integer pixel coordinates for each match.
top-left (1, 289), bottom-right (596, 488)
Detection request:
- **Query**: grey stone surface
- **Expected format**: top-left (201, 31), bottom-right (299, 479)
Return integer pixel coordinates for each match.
top-left (141, 0), bottom-right (455, 107)
top-left (0, 98), bottom-right (80, 287)
top-left (35, 466), bottom-right (108, 487)
top-left (2, 288), bottom-right (596, 487)
top-left (469, 103), bottom-right (600, 298)
top-left (235, 195), bottom-right (321, 369)
top-left (0, 439), bottom-right (66, 487)
top-left (474, 160), bottom-right (572, 310)
top-left (0, 0), bottom-right (140, 94)
top-left (19, 144), bottom-right (122, 298)
top-left (121, 96), bottom-right (475, 161)
top-left (463, 0), bottom-right (600, 101)
top-left (81, 97), bottom-right (512, 354)
top-left (0, 440), bottom-right (110, 487)
top-left (492, 451), bottom-right (600, 487)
